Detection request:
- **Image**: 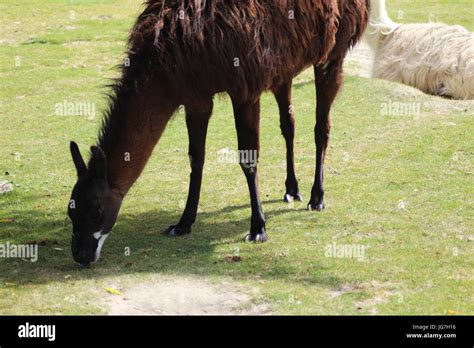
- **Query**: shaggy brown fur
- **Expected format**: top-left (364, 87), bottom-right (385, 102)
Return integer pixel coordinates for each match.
top-left (129, 0), bottom-right (338, 102)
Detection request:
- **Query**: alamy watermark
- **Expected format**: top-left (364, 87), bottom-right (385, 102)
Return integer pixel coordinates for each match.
top-left (325, 242), bottom-right (368, 262)
top-left (18, 322), bottom-right (55, 341)
top-left (0, 242), bottom-right (38, 262)
top-left (380, 100), bottom-right (422, 118)
top-left (217, 147), bottom-right (257, 168)
top-left (54, 100), bottom-right (96, 120)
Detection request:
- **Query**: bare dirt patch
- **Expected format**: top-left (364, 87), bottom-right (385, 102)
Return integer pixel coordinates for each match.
top-left (327, 281), bottom-right (399, 315)
top-left (106, 276), bottom-right (269, 315)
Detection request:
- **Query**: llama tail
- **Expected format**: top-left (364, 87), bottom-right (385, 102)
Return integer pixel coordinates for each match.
top-left (364, 0), bottom-right (399, 50)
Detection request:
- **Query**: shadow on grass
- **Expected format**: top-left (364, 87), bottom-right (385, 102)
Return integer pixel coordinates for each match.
top-left (293, 79), bottom-right (314, 90)
top-left (0, 196), bottom-right (343, 290)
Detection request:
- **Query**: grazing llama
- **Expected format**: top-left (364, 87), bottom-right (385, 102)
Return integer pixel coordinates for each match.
top-left (67, 0), bottom-right (369, 266)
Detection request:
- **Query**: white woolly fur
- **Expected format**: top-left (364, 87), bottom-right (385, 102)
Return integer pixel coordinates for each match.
top-left (365, 0), bottom-right (474, 100)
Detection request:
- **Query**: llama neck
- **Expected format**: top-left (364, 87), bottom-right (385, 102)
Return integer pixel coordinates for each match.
top-left (370, 0), bottom-right (397, 28)
top-left (365, 0), bottom-right (398, 50)
top-left (99, 82), bottom-right (178, 196)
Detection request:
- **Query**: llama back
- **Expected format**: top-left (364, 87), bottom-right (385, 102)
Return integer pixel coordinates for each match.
top-left (124, 0), bottom-right (341, 102)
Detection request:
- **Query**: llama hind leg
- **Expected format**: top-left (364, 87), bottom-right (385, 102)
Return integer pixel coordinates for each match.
top-left (165, 100), bottom-right (213, 237)
top-left (308, 60), bottom-right (343, 211)
top-left (232, 98), bottom-right (267, 242)
top-left (273, 82), bottom-right (302, 203)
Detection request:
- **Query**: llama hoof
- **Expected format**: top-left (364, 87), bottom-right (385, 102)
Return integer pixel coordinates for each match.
top-left (164, 225), bottom-right (191, 237)
top-left (284, 192), bottom-right (303, 203)
top-left (307, 201), bottom-right (325, 212)
top-left (244, 229), bottom-right (268, 243)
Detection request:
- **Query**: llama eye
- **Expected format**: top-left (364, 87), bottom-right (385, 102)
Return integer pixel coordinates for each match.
top-left (91, 209), bottom-right (103, 222)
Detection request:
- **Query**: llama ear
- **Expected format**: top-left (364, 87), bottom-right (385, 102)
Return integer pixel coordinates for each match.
top-left (70, 141), bottom-right (87, 177)
top-left (89, 145), bottom-right (107, 181)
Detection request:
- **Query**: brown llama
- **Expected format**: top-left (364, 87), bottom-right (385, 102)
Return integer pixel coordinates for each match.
top-left (68, 0), bottom-right (370, 266)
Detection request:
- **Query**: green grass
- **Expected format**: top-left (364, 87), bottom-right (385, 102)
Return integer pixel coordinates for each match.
top-left (0, 0), bottom-right (473, 315)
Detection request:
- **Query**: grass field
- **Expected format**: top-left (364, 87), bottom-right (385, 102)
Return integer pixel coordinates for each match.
top-left (0, 0), bottom-right (473, 315)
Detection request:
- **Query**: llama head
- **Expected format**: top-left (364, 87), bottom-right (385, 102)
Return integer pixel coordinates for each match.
top-left (68, 141), bottom-right (123, 266)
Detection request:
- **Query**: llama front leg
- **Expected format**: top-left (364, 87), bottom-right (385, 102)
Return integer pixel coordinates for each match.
top-left (273, 82), bottom-right (302, 203)
top-left (308, 61), bottom-right (343, 211)
top-left (233, 99), bottom-right (267, 242)
top-left (165, 101), bottom-right (213, 237)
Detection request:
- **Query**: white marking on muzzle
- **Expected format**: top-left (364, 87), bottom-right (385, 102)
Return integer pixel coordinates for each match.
top-left (92, 230), bottom-right (108, 263)
top-left (93, 230), bottom-right (103, 240)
